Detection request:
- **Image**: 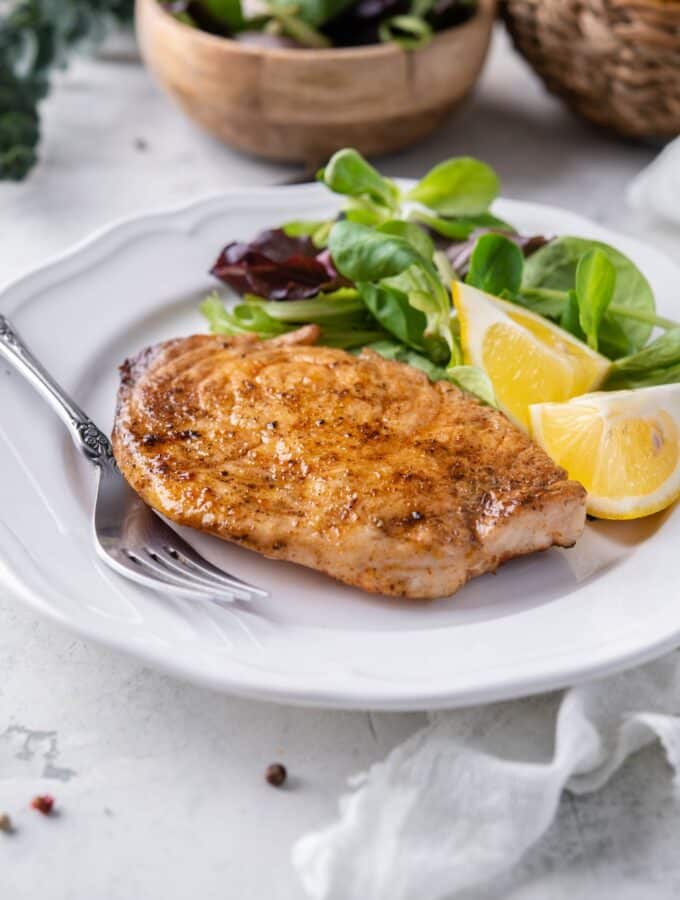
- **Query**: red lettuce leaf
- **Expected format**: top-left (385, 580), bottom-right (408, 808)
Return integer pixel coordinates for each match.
top-left (210, 228), bottom-right (350, 300)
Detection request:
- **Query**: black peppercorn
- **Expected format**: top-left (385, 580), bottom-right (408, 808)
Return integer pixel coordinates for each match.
top-left (265, 763), bottom-right (287, 787)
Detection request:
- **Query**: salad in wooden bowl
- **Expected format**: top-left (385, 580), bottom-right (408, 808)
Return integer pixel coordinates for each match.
top-left (135, 0), bottom-right (496, 162)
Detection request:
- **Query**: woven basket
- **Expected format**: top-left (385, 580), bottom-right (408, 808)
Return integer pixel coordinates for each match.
top-left (501, 0), bottom-right (680, 139)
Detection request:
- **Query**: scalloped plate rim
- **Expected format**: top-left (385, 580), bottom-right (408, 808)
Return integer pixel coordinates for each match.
top-left (1, 184), bottom-right (679, 710)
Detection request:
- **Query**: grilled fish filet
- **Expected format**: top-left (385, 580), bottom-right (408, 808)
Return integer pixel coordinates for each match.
top-left (113, 326), bottom-right (586, 599)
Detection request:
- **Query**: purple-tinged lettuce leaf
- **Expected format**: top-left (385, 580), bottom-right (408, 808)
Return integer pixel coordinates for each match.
top-left (210, 228), bottom-right (351, 300)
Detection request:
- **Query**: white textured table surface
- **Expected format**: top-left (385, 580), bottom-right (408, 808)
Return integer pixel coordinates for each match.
top-left (2, 27), bottom-right (680, 900)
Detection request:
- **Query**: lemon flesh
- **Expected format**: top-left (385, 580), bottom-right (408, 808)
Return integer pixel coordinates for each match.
top-left (530, 385), bottom-right (680, 519)
top-left (453, 283), bottom-right (610, 429)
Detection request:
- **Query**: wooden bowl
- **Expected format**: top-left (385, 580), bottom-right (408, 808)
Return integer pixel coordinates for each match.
top-left (135, 0), bottom-right (497, 164)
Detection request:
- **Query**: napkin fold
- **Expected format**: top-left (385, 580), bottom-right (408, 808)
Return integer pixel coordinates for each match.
top-left (293, 654), bottom-right (680, 900)
top-left (628, 136), bottom-right (680, 228)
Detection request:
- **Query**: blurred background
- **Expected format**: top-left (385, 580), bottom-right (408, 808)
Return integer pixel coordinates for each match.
top-left (1, 0), bottom-right (678, 282)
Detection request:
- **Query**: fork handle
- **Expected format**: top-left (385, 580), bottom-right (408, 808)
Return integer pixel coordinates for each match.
top-left (0, 314), bottom-right (116, 470)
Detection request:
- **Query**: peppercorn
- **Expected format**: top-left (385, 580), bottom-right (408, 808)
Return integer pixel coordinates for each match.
top-left (31, 795), bottom-right (54, 815)
top-left (265, 763), bottom-right (287, 787)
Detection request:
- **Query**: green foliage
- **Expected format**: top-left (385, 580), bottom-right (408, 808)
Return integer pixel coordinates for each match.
top-left (328, 220), bottom-right (422, 282)
top-left (329, 218), bottom-right (459, 365)
top-left (197, 0), bottom-right (244, 29)
top-left (406, 157), bottom-right (500, 216)
top-left (166, 0), bottom-right (476, 49)
top-left (522, 237), bottom-right (655, 358)
top-left (244, 289), bottom-right (364, 323)
top-left (465, 233), bottom-right (523, 298)
top-left (377, 14), bottom-right (432, 49)
top-left (574, 248), bottom-right (615, 351)
top-left (447, 365), bottom-right (496, 406)
top-left (319, 149), bottom-right (401, 217)
top-left (560, 290), bottom-right (583, 341)
top-left (320, 148), bottom-right (502, 238)
top-left (201, 293), bottom-right (289, 337)
top-left (375, 220), bottom-right (435, 262)
top-left (202, 146), bottom-right (680, 401)
top-left (410, 210), bottom-right (515, 241)
top-left (604, 328), bottom-right (680, 390)
top-left (201, 290), bottom-right (386, 348)
top-left (0, 0), bottom-right (134, 180)
top-left (267, 0), bottom-right (356, 27)
top-left (358, 282), bottom-right (448, 362)
top-left (363, 341), bottom-right (495, 405)
top-left (281, 219), bottom-right (333, 247)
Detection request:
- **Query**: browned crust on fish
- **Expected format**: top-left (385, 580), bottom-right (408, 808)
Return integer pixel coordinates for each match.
top-left (112, 328), bottom-right (586, 599)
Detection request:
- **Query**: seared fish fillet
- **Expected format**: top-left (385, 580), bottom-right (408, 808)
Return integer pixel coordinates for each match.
top-left (113, 326), bottom-right (586, 599)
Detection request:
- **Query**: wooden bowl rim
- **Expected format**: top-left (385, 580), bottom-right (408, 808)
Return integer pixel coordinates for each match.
top-left (140, 0), bottom-right (494, 62)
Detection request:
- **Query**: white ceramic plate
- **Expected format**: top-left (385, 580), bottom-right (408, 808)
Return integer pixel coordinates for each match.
top-left (2, 184), bottom-right (679, 710)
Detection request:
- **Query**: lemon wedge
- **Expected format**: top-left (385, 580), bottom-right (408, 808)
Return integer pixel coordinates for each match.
top-left (452, 282), bottom-right (610, 429)
top-left (530, 384), bottom-right (680, 519)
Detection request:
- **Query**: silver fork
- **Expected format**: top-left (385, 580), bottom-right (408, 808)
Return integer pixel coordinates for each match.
top-left (0, 315), bottom-right (267, 604)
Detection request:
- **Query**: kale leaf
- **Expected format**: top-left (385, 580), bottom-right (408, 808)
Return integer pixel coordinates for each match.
top-left (0, 0), bottom-right (134, 181)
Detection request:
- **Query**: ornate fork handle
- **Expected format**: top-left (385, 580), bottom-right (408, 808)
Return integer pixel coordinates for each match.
top-left (0, 314), bottom-right (116, 469)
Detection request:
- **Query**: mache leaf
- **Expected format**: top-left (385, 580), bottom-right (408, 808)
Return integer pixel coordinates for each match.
top-left (447, 365), bottom-right (497, 407)
top-left (281, 219), bottom-right (333, 248)
top-left (364, 340), bottom-right (495, 404)
top-left (406, 157), bottom-right (500, 216)
top-left (358, 282), bottom-right (447, 363)
top-left (411, 210), bottom-right (515, 241)
top-left (448, 232), bottom-right (548, 280)
top-left (560, 290), bottom-right (584, 341)
top-left (465, 233), bottom-right (524, 298)
top-left (574, 248), bottom-right (616, 351)
top-left (328, 220), bottom-right (422, 282)
top-left (320, 148), bottom-right (400, 210)
top-left (604, 328), bottom-right (680, 390)
top-left (522, 237), bottom-right (654, 357)
top-left (377, 220), bottom-right (435, 261)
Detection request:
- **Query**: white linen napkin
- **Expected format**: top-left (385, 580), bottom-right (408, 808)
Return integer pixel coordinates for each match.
top-left (293, 654), bottom-right (680, 900)
top-left (628, 137), bottom-right (680, 228)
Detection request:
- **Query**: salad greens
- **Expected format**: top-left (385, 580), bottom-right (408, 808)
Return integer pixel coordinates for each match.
top-left (405, 156), bottom-right (499, 217)
top-left (464, 231), bottom-right (676, 365)
top-left (574, 249), bottom-right (615, 351)
top-left (366, 340), bottom-right (495, 405)
top-left (465, 233), bottom-right (523, 298)
top-left (316, 148), bottom-right (500, 234)
top-left (162, 0), bottom-right (476, 50)
top-left (320, 149), bottom-right (401, 216)
top-left (197, 0), bottom-right (245, 30)
top-left (521, 236), bottom-right (657, 357)
top-left (328, 219), bottom-right (423, 280)
top-left (203, 147), bottom-right (680, 403)
top-left (329, 219), bottom-right (460, 364)
top-left (201, 290), bottom-right (387, 348)
top-left (604, 329), bottom-right (680, 390)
